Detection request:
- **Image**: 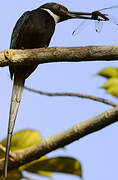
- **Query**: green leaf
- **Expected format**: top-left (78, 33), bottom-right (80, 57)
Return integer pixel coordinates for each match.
top-left (0, 130), bottom-right (82, 178)
top-left (107, 87), bottom-right (118, 97)
top-left (22, 156), bottom-right (82, 177)
top-left (97, 67), bottom-right (118, 97)
top-left (20, 156), bottom-right (52, 178)
top-left (0, 129), bottom-right (42, 158)
top-left (102, 78), bottom-right (118, 89)
top-left (98, 67), bottom-right (118, 78)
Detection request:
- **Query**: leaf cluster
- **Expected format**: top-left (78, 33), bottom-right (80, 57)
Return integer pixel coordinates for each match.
top-left (98, 67), bottom-right (118, 97)
top-left (0, 129), bottom-right (82, 179)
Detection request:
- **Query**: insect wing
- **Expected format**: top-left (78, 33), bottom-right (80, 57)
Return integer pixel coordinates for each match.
top-left (95, 20), bottom-right (103, 33)
top-left (98, 5), bottom-right (118, 12)
top-left (107, 15), bottom-right (118, 25)
top-left (98, 5), bottom-right (118, 26)
top-left (72, 20), bottom-right (90, 36)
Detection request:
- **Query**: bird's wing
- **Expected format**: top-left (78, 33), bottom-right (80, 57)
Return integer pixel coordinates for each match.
top-left (9, 11), bottom-right (30, 79)
top-left (10, 11), bottom-right (30, 49)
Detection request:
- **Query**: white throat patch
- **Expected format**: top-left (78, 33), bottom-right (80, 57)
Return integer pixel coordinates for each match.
top-left (41, 8), bottom-right (60, 23)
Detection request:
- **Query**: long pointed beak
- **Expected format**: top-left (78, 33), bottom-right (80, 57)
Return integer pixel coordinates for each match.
top-left (59, 10), bottom-right (109, 23)
top-left (67, 11), bottom-right (94, 20)
top-left (67, 11), bottom-right (108, 21)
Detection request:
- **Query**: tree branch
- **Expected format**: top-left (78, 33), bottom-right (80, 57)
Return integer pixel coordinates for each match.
top-left (24, 86), bottom-right (118, 107)
top-left (0, 46), bottom-right (118, 67)
top-left (0, 145), bottom-right (15, 159)
top-left (0, 106), bottom-right (118, 175)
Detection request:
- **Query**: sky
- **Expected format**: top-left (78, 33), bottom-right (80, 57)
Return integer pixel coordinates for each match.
top-left (0, 0), bottom-right (118, 179)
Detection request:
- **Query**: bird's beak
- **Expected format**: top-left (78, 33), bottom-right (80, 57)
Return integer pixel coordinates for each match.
top-left (59, 10), bottom-right (108, 22)
top-left (67, 11), bottom-right (94, 20)
top-left (67, 11), bottom-right (109, 21)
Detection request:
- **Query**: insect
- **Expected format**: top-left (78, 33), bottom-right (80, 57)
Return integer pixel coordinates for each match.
top-left (72, 5), bottom-right (118, 35)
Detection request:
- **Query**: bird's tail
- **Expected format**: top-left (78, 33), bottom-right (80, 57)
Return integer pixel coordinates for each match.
top-left (4, 74), bottom-right (25, 177)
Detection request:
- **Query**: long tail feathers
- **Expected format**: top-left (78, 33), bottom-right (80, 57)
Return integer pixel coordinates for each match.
top-left (4, 75), bottom-right (25, 177)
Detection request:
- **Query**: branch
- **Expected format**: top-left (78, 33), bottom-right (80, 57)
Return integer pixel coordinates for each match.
top-left (25, 86), bottom-right (118, 107)
top-left (0, 145), bottom-right (15, 159)
top-left (0, 46), bottom-right (118, 67)
top-left (0, 106), bottom-right (118, 174)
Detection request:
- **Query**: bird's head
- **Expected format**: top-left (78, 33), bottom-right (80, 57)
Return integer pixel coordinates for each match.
top-left (40, 2), bottom-right (93, 23)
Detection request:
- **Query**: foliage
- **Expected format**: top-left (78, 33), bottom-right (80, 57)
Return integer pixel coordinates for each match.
top-left (98, 67), bottom-right (118, 97)
top-left (0, 129), bottom-right (82, 179)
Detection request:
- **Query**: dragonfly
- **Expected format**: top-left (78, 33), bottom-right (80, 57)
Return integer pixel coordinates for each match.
top-left (72, 5), bottom-right (118, 35)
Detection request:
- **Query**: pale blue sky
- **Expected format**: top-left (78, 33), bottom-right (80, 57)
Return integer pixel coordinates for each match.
top-left (0, 0), bottom-right (118, 179)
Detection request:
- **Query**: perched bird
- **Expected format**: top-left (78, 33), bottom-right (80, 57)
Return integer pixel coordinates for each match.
top-left (4, 2), bottom-right (97, 177)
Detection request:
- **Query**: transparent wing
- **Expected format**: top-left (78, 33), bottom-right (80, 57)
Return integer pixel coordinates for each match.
top-left (98, 5), bottom-right (118, 12)
top-left (94, 6), bottom-right (118, 30)
top-left (72, 20), bottom-right (90, 36)
top-left (107, 15), bottom-right (118, 25)
top-left (98, 5), bottom-right (118, 25)
top-left (95, 20), bottom-right (103, 33)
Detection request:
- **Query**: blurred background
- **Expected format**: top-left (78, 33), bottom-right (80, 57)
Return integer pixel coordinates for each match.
top-left (0, 0), bottom-right (118, 179)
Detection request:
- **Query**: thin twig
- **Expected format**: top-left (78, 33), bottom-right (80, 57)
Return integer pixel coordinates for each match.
top-left (24, 86), bottom-right (118, 107)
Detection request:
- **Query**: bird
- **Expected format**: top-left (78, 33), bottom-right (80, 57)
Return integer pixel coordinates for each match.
top-left (4, 2), bottom-right (98, 177)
